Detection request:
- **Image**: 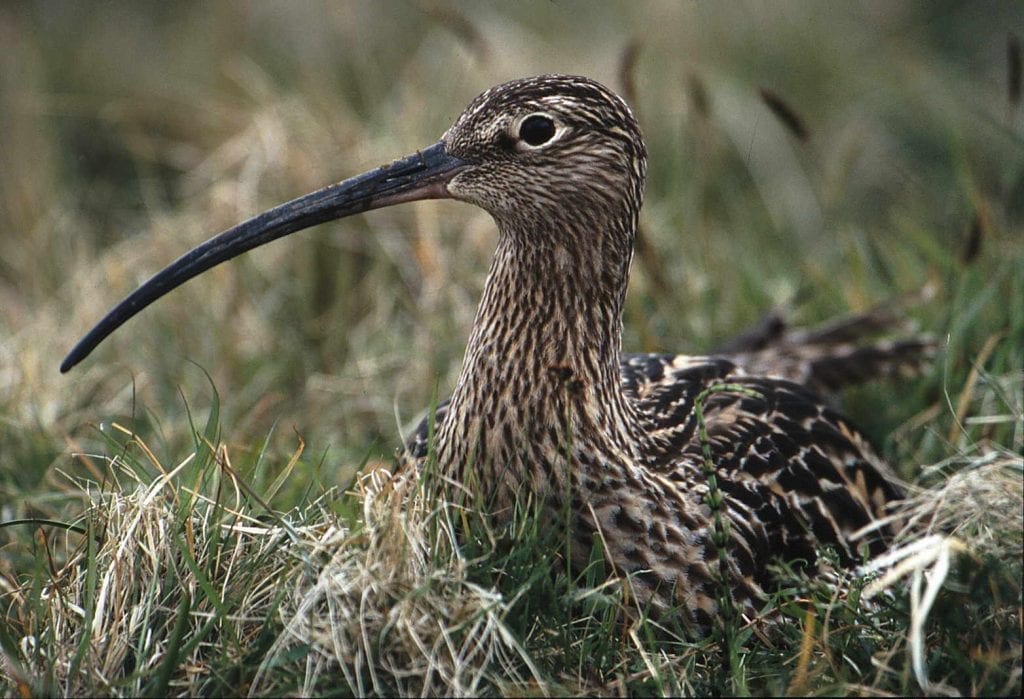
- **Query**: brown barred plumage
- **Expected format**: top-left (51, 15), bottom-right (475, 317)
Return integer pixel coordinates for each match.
top-left (397, 76), bottom-right (926, 630)
top-left (62, 74), bottom-right (932, 634)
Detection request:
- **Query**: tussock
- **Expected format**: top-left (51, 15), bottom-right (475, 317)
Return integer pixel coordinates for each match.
top-left (255, 470), bottom-right (544, 697)
top-left (4, 423), bottom-right (1022, 696)
top-left (6, 444), bottom-right (544, 696)
top-left (861, 448), bottom-right (1023, 695)
top-left (6, 449), bottom-right (299, 696)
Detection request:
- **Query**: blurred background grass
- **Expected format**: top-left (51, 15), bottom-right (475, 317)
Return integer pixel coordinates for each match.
top-left (1, 0), bottom-right (1021, 548)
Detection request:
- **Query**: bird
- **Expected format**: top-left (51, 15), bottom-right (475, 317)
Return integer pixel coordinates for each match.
top-left (61, 74), bottom-right (930, 634)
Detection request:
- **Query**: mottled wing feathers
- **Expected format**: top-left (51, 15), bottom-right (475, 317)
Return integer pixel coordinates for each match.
top-left (713, 307), bottom-right (936, 396)
top-left (408, 350), bottom-right (902, 578)
top-left (733, 337), bottom-right (936, 396)
top-left (620, 352), bottom-right (902, 570)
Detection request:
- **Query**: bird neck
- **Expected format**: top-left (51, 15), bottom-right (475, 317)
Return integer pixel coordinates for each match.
top-left (435, 219), bottom-right (640, 510)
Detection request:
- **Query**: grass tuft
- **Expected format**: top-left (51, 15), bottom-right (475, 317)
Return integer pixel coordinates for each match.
top-left (4, 378), bottom-right (1018, 696)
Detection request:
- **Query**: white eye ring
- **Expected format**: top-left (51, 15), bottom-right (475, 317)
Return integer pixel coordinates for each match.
top-left (513, 112), bottom-right (566, 150)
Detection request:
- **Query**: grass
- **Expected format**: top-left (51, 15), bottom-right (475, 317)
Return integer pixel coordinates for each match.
top-left (2, 1), bottom-right (1022, 695)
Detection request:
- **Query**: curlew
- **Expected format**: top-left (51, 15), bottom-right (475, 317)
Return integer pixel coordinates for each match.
top-left (62, 75), bottom-right (929, 632)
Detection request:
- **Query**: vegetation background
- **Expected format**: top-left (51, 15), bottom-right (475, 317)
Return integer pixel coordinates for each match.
top-left (1, 1), bottom-right (1020, 695)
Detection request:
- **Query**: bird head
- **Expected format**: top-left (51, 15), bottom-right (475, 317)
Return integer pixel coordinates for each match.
top-left (442, 75), bottom-right (647, 241)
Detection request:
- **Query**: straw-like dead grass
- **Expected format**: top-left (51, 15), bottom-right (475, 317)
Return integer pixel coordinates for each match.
top-left (4, 430), bottom-right (552, 696)
top-left (255, 467), bottom-right (545, 697)
top-left (862, 448), bottom-right (1023, 696)
top-left (4, 379), bottom-right (1020, 696)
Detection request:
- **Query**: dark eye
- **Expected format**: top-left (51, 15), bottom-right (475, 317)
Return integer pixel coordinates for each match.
top-left (518, 114), bottom-right (556, 146)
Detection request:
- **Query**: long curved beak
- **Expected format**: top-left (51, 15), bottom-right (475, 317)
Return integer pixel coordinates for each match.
top-left (60, 141), bottom-right (466, 373)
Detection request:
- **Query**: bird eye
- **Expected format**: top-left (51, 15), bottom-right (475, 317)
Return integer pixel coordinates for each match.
top-left (518, 114), bottom-right (557, 147)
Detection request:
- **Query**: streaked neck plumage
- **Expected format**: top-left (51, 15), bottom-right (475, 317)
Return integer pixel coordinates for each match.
top-left (436, 202), bottom-right (643, 512)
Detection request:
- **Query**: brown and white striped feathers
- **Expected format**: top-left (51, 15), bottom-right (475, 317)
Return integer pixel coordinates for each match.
top-left (391, 75), bottom-right (916, 631)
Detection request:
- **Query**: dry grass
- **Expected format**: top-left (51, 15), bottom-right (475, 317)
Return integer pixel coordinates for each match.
top-left (862, 450), bottom-right (1023, 695)
top-left (3, 376), bottom-right (1019, 695)
top-left (257, 472), bottom-right (545, 697)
